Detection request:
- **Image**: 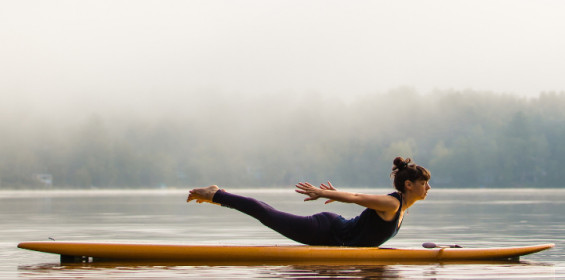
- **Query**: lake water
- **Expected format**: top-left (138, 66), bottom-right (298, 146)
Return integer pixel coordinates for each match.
top-left (1, 188), bottom-right (564, 279)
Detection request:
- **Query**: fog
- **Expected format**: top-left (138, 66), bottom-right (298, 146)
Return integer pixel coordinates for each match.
top-left (2, 0), bottom-right (565, 117)
top-left (2, 89), bottom-right (565, 189)
top-left (1, 1), bottom-right (565, 188)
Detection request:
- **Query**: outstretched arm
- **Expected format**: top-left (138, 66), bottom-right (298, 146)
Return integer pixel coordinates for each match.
top-left (295, 182), bottom-right (399, 212)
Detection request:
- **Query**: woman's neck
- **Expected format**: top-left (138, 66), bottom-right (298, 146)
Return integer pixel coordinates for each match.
top-left (402, 192), bottom-right (419, 209)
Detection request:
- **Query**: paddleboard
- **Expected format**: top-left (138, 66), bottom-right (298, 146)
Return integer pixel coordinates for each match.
top-left (18, 242), bottom-right (554, 264)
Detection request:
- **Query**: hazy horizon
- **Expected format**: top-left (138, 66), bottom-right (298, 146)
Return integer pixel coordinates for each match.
top-left (2, 1), bottom-right (565, 189)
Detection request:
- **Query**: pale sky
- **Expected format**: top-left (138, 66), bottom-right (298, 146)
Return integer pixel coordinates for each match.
top-left (1, 0), bottom-right (565, 118)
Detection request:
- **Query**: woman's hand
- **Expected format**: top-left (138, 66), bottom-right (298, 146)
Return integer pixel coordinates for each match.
top-left (295, 182), bottom-right (321, 201)
top-left (320, 181), bottom-right (337, 204)
top-left (295, 181), bottom-right (337, 204)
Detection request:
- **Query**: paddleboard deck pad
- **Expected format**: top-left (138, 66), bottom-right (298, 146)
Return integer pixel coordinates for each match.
top-left (18, 242), bottom-right (554, 264)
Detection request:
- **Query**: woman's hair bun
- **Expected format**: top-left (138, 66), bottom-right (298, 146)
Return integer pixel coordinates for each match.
top-left (393, 157), bottom-right (412, 171)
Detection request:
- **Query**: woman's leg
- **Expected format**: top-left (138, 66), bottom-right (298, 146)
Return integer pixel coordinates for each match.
top-left (209, 189), bottom-right (339, 246)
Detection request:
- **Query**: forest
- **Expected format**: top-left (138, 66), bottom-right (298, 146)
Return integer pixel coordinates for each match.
top-left (1, 88), bottom-right (564, 189)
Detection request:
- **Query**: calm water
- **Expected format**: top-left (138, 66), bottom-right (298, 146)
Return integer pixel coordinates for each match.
top-left (1, 188), bottom-right (564, 279)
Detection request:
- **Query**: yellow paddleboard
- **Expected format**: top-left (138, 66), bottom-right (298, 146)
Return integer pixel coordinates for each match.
top-left (18, 242), bottom-right (554, 264)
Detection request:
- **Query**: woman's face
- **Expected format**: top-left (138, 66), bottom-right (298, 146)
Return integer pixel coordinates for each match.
top-left (410, 179), bottom-right (431, 199)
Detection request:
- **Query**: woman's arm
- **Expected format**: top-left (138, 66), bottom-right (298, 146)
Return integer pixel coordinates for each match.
top-left (295, 182), bottom-right (399, 212)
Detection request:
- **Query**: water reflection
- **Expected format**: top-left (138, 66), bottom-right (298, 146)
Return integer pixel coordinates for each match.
top-left (18, 261), bottom-right (556, 280)
top-left (276, 265), bottom-right (401, 279)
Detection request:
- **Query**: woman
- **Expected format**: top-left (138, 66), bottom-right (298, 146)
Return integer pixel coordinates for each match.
top-left (186, 157), bottom-right (431, 247)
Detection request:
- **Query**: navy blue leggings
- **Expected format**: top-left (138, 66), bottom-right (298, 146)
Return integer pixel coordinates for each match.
top-left (212, 190), bottom-right (340, 246)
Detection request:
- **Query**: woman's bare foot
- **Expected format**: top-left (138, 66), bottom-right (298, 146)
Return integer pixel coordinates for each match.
top-left (187, 185), bottom-right (220, 204)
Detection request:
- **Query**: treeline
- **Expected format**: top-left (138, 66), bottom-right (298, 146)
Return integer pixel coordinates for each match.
top-left (1, 88), bottom-right (565, 189)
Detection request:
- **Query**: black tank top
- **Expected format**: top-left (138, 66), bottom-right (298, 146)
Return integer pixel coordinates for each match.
top-left (331, 192), bottom-right (403, 247)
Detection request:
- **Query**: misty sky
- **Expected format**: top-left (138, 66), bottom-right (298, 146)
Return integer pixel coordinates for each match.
top-left (2, 0), bottom-right (565, 119)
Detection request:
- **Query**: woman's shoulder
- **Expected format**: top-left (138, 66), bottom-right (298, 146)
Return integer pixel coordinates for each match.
top-left (361, 192), bottom-right (401, 213)
top-left (387, 192), bottom-right (402, 201)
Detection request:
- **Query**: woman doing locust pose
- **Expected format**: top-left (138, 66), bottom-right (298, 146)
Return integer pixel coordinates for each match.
top-left (186, 157), bottom-right (431, 247)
